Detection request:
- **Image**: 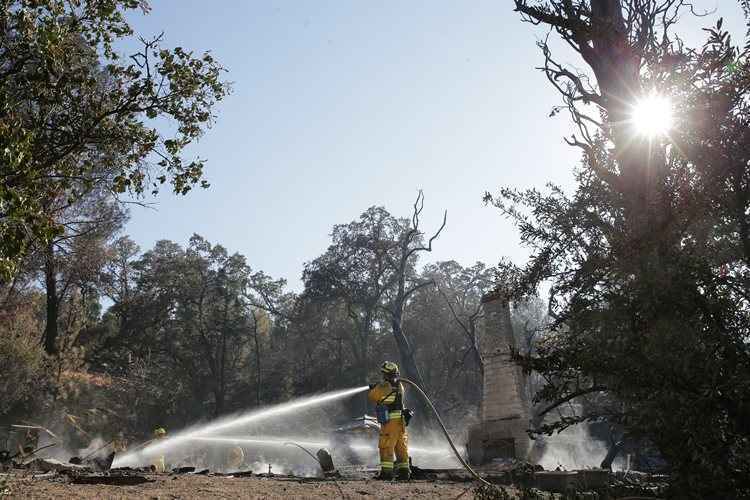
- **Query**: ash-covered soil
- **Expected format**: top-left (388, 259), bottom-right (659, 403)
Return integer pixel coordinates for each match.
top-left (3, 473), bottom-right (497, 499)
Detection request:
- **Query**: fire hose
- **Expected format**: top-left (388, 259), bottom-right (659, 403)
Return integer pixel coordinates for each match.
top-left (399, 377), bottom-right (494, 488)
top-left (284, 442), bottom-right (321, 466)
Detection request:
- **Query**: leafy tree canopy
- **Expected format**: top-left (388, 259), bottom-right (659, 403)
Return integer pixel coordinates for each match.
top-left (488, 1), bottom-right (750, 496)
top-left (0, 0), bottom-right (230, 278)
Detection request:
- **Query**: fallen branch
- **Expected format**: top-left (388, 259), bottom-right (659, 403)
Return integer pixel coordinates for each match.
top-left (10, 425), bottom-right (58, 440)
top-left (70, 474), bottom-right (153, 486)
top-left (11, 443), bottom-right (57, 460)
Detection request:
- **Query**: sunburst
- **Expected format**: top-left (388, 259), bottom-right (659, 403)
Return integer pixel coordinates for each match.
top-left (630, 92), bottom-right (673, 137)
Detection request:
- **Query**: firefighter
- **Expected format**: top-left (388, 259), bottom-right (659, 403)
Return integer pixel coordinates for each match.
top-left (152, 427), bottom-right (167, 472)
top-left (367, 361), bottom-right (411, 480)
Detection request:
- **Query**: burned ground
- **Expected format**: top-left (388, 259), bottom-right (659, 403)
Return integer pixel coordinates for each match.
top-left (0, 461), bottom-right (669, 499)
top-left (3, 473), bottom-right (495, 499)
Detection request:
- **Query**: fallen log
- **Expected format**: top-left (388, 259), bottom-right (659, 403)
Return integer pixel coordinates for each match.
top-left (70, 474), bottom-right (153, 486)
top-left (171, 466), bottom-right (196, 474)
top-left (10, 424), bottom-right (58, 440)
top-left (9, 443), bottom-right (58, 462)
top-left (25, 458), bottom-right (91, 474)
top-left (111, 466), bottom-right (152, 472)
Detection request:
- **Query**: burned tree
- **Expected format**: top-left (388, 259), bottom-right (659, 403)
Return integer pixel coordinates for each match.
top-left (302, 206), bottom-right (397, 389)
top-left (381, 191), bottom-right (447, 392)
top-left (303, 193), bottom-right (446, 393)
top-left (429, 261), bottom-right (494, 388)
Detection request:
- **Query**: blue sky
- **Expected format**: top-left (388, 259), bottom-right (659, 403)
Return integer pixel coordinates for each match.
top-left (123, 1), bottom-right (744, 289)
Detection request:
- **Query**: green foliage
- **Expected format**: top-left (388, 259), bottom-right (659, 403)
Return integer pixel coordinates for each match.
top-left (73, 229), bottom-right (495, 434)
top-left (0, 0), bottom-right (229, 279)
top-left (85, 234), bottom-right (289, 421)
top-left (499, 2), bottom-right (750, 497)
top-left (302, 206), bottom-right (412, 381)
top-left (302, 197), bottom-right (447, 394)
top-left (0, 225), bottom-right (499, 460)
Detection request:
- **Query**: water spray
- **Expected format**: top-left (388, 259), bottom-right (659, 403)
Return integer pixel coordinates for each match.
top-left (190, 436), bottom-right (328, 449)
top-left (112, 379), bottom-right (494, 488)
top-left (113, 385), bottom-right (368, 468)
top-left (190, 435), bottom-right (457, 457)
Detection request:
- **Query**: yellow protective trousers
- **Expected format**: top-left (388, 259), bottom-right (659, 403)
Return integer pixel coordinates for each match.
top-left (378, 418), bottom-right (409, 476)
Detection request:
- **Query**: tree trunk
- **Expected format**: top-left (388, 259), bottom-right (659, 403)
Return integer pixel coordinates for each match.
top-left (391, 316), bottom-right (425, 389)
top-left (43, 243), bottom-right (59, 355)
top-left (360, 329), bottom-right (369, 415)
top-left (391, 316), bottom-right (432, 427)
top-left (600, 441), bottom-right (624, 470)
top-left (253, 323), bottom-right (262, 406)
top-left (589, 0), bottom-right (668, 240)
top-left (214, 388), bottom-right (225, 417)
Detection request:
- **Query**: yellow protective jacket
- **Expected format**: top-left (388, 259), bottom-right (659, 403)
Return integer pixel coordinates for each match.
top-left (367, 381), bottom-right (409, 473)
top-left (367, 381), bottom-right (405, 420)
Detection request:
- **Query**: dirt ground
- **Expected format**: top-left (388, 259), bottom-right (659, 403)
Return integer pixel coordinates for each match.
top-left (3, 473), bottom-right (506, 499)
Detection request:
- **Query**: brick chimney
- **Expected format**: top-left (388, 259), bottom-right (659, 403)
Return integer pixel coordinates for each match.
top-left (467, 290), bottom-right (532, 464)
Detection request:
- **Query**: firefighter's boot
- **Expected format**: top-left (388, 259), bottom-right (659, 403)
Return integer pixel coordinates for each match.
top-left (375, 463), bottom-right (393, 480)
top-left (396, 461), bottom-right (410, 480)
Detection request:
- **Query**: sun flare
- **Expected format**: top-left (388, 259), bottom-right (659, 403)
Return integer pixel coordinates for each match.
top-left (631, 93), bottom-right (673, 137)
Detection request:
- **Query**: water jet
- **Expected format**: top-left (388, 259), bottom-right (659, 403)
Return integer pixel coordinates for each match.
top-left (112, 386), bottom-right (367, 468)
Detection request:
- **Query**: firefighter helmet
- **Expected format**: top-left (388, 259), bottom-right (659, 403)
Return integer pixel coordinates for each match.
top-left (381, 361), bottom-right (400, 377)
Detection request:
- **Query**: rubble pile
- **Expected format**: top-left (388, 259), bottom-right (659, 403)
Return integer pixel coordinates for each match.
top-left (1, 454), bottom-right (154, 486)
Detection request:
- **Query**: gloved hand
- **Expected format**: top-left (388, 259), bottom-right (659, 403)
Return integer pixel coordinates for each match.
top-left (403, 408), bottom-right (414, 426)
top-left (368, 383), bottom-right (376, 390)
